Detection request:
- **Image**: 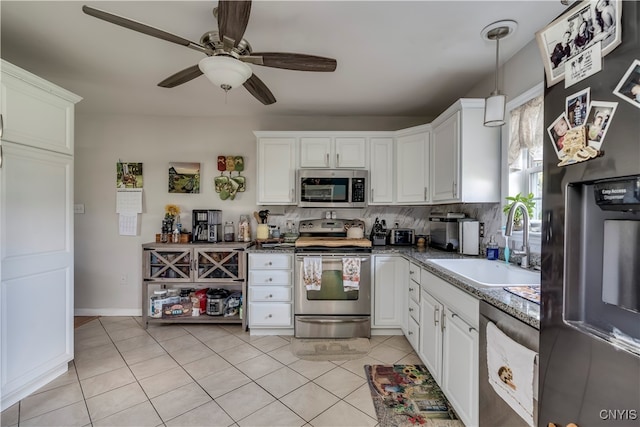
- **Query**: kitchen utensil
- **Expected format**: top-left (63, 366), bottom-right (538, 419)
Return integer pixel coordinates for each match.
top-left (258, 210), bottom-right (269, 224)
top-left (253, 211), bottom-right (261, 223)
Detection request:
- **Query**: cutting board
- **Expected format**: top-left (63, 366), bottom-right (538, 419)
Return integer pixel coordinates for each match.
top-left (294, 237), bottom-right (372, 248)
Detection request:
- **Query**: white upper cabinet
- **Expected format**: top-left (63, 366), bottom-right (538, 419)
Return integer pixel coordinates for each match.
top-left (1, 61), bottom-right (79, 156)
top-left (369, 137), bottom-right (394, 204)
top-left (300, 136), bottom-right (367, 168)
top-left (431, 99), bottom-right (500, 204)
top-left (255, 135), bottom-right (297, 205)
top-left (395, 126), bottom-right (430, 204)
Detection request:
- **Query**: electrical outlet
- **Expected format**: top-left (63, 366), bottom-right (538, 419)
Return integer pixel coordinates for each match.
top-left (479, 222), bottom-right (485, 238)
top-left (119, 274), bottom-right (127, 286)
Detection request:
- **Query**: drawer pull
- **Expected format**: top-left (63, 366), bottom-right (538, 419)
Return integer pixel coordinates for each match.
top-left (267, 314), bottom-right (272, 318)
top-left (268, 277), bottom-right (273, 282)
top-left (268, 294), bottom-right (273, 298)
top-left (267, 261), bottom-right (272, 266)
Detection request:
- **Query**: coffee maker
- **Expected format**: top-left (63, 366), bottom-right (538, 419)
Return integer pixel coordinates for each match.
top-left (192, 209), bottom-right (222, 242)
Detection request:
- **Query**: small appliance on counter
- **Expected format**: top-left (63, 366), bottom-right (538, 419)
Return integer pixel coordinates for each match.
top-left (458, 218), bottom-right (480, 255)
top-left (192, 209), bottom-right (222, 242)
top-left (370, 218), bottom-right (387, 246)
top-left (389, 227), bottom-right (415, 246)
top-left (429, 212), bottom-right (465, 251)
top-left (206, 288), bottom-right (229, 316)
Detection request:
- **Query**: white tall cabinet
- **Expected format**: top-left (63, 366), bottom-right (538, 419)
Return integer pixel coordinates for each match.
top-left (255, 135), bottom-right (297, 205)
top-left (395, 125), bottom-right (430, 204)
top-left (0, 60), bottom-right (81, 410)
top-left (368, 137), bottom-right (394, 204)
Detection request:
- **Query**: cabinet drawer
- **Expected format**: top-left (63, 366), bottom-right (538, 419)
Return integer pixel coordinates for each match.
top-left (407, 316), bottom-right (420, 351)
top-left (250, 286), bottom-right (292, 302)
top-left (408, 279), bottom-right (420, 303)
top-left (249, 270), bottom-right (292, 286)
top-left (249, 303), bottom-right (292, 326)
top-left (409, 262), bottom-right (421, 284)
top-left (249, 253), bottom-right (292, 269)
top-left (408, 298), bottom-right (420, 323)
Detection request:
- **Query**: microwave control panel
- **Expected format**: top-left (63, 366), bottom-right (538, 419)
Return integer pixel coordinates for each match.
top-left (352, 178), bottom-right (366, 203)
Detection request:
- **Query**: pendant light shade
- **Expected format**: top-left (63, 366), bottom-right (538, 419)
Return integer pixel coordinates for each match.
top-left (198, 56), bottom-right (252, 92)
top-left (484, 91), bottom-right (507, 127)
top-left (481, 20), bottom-right (517, 127)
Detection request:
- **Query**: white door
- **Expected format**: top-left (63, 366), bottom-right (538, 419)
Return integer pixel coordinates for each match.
top-left (299, 137), bottom-right (331, 168)
top-left (369, 138), bottom-right (394, 204)
top-left (418, 290), bottom-right (443, 383)
top-left (396, 131), bottom-right (430, 203)
top-left (334, 137), bottom-right (366, 168)
top-left (441, 307), bottom-right (478, 427)
top-left (373, 256), bottom-right (408, 328)
top-left (432, 111), bottom-right (459, 202)
top-left (1, 141), bottom-right (74, 409)
top-left (257, 138), bottom-right (296, 204)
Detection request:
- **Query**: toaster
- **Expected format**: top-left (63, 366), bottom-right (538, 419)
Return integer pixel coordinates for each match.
top-left (389, 228), bottom-right (415, 246)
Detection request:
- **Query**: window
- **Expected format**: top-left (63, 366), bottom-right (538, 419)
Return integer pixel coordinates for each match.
top-left (502, 84), bottom-right (544, 250)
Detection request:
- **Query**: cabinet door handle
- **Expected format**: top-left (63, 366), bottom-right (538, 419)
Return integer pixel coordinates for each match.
top-left (441, 311), bottom-right (446, 331)
top-left (290, 188), bottom-right (294, 202)
top-left (453, 181), bottom-right (457, 197)
top-left (424, 187), bottom-right (427, 201)
top-left (371, 188), bottom-right (374, 199)
top-left (451, 312), bottom-right (458, 319)
top-left (409, 287), bottom-right (414, 292)
top-left (408, 331), bottom-right (413, 335)
top-left (0, 113), bottom-right (3, 138)
top-left (469, 326), bottom-right (476, 333)
top-left (434, 307), bottom-right (439, 325)
top-left (326, 153), bottom-right (329, 166)
top-left (409, 270), bottom-right (414, 275)
top-left (409, 307), bottom-right (414, 312)
top-left (336, 153), bottom-right (340, 167)
top-left (267, 314), bottom-right (273, 318)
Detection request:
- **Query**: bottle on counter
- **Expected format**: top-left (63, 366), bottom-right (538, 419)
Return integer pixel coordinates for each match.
top-left (486, 235), bottom-right (499, 260)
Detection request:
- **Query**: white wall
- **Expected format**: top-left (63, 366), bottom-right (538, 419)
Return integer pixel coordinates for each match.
top-left (74, 114), bottom-right (425, 314)
top-left (75, 38), bottom-right (547, 315)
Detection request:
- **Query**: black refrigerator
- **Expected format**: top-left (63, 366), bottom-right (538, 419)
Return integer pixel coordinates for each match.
top-left (539, 1), bottom-right (640, 426)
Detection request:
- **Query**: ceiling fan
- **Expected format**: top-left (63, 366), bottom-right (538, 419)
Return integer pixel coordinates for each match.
top-left (82, 1), bottom-right (337, 105)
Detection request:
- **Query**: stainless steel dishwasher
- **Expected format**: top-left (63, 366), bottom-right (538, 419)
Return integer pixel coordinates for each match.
top-left (479, 301), bottom-right (539, 426)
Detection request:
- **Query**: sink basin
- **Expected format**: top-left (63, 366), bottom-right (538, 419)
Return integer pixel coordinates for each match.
top-left (427, 258), bottom-right (540, 287)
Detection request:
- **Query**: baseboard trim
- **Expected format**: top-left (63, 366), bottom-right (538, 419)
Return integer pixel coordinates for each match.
top-left (74, 308), bottom-right (141, 317)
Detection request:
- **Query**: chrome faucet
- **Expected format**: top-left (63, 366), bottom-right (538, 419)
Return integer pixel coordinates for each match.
top-left (505, 201), bottom-right (530, 268)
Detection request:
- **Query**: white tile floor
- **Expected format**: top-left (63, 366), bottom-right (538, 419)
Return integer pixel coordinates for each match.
top-left (1, 317), bottom-right (426, 427)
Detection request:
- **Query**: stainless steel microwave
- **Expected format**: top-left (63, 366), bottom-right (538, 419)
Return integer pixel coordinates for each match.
top-left (297, 169), bottom-right (368, 208)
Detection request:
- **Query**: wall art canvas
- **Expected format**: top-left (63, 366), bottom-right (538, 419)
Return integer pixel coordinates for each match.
top-left (116, 162), bottom-right (143, 188)
top-left (168, 162), bottom-right (200, 193)
top-left (536, 0), bottom-right (621, 87)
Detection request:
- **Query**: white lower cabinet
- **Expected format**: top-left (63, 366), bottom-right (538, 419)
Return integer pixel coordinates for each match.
top-left (373, 255), bottom-right (408, 329)
top-left (248, 253), bottom-right (294, 334)
top-left (419, 268), bottom-right (479, 427)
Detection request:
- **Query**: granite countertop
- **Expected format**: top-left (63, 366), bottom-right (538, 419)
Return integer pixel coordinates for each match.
top-left (247, 244), bottom-right (540, 329)
top-left (374, 246), bottom-right (540, 329)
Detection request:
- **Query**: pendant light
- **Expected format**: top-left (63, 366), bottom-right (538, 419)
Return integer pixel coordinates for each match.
top-left (481, 20), bottom-right (517, 127)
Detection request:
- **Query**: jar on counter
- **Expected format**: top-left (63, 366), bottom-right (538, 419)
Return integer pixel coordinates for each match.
top-left (224, 221), bottom-right (235, 242)
top-left (167, 289), bottom-right (180, 305)
top-left (238, 215), bottom-right (251, 242)
top-left (150, 290), bottom-right (168, 318)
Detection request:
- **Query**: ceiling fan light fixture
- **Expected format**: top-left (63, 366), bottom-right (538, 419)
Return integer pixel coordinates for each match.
top-left (481, 20), bottom-right (517, 127)
top-left (198, 56), bottom-right (252, 92)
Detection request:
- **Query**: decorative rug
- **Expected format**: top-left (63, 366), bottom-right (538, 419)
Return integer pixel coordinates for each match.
top-left (365, 364), bottom-right (462, 427)
top-left (291, 338), bottom-right (370, 361)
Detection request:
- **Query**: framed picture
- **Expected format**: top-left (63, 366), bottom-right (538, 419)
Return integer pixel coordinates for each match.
top-left (547, 113), bottom-right (571, 159)
top-left (116, 162), bottom-right (143, 188)
top-left (168, 162), bottom-right (200, 193)
top-left (565, 88), bottom-right (590, 128)
top-left (536, 0), bottom-right (622, 87)
top-left (613, 59), bottom-right (640, 109)
top-left (585, 100), bottom-right (618, 149)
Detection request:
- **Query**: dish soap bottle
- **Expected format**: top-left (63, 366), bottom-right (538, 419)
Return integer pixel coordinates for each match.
top-left (486, 235), bottom-right (499, 260)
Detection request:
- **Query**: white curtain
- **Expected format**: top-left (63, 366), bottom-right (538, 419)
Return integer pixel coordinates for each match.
top-left (508, 95), bottom-right (544, 167)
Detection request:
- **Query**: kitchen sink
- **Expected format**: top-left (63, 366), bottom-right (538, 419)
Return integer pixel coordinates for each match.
top-left (426, 258), bottom-right (540, 287)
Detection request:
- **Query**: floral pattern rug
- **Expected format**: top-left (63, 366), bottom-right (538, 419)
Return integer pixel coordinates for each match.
top-left (364, 365), bottom-right (462, 427)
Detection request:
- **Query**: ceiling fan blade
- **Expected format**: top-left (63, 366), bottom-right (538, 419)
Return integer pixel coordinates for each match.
top-left (158, 65), bottom-right (203, 88)
top-left (250, 52), bottom-right (337, 72)
top-left (82, 5), bottom-right (207, 53)
top-left (243, 74), bottom-right (276, 105)
top-left (217, 0), bottom-right (252, 48)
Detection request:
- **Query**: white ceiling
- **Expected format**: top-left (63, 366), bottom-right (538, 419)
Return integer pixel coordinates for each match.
top-left (1, 1), bottom-right (566, 119)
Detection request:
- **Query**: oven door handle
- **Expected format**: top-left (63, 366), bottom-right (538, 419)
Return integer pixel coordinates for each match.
top-left (296, 256), bottom-right (370, 262)
top-left (296, 316), bottom-right (370, 324)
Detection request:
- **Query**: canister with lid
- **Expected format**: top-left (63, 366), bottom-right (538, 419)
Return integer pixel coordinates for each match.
top-left (150, 290), bottom-right (168, 318)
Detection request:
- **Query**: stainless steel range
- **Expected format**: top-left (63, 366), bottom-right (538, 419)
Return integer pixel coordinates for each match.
top-left (293, 219), bottom-right (372, 338)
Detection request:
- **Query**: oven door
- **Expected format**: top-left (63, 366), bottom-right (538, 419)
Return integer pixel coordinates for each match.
top-left (294, 253), bottom-right (371, 316)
